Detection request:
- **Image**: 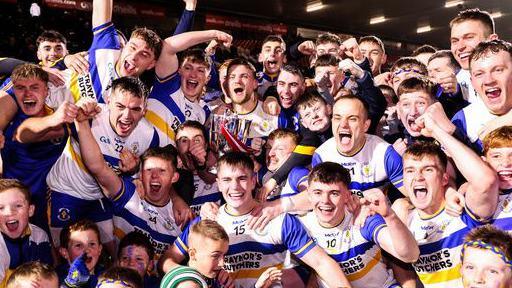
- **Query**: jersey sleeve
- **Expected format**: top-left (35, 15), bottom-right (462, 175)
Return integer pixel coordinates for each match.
top-left (360, 214), bottom-right (387, 245)
top-left (90, 22), bottom-right (120, 51)
top-left (288, 167), bottom-right (310, 194)
top-left (281, 214), bottom-right (316, 258)
top-left (0, 245), bottom-right (9, 282)
top-left (311, 152), bottom-right (323, 168)
top-left (174, 216), bottom-right (202, 255)
top-left (384, 145), bottom-right (403, 188)
top-left (110, 177), bottom-right (136, 209)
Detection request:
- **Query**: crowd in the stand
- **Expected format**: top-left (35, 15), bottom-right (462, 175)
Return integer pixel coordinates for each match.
top-left (1, 0), bottom-right (512, 287)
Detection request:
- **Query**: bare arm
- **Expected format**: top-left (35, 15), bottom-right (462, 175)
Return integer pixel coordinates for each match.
top-left (159, 243), bottom-right (186, 274)
top-left (92, 0), bottom-right (113, 28)
top-left (300, 246), bottom-right (352, 288)
top-left (0, 91), bottom-right (17, 131)
top-left (75, 102), bottom-right (122, 198)
top-left (155, 30), bottom-right (232, 78)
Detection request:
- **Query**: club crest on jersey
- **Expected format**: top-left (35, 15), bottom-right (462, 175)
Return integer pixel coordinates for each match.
top-left (131, 142), bottom-right (140, 154)
top-left (57, 208), bottom-right (71, 221)
top-left (502, 198), bottom-right (512, 213)
top-left (361, 163), bottom-right (373, 178)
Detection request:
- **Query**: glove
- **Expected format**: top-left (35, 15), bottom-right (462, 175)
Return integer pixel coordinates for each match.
top-left (64, 253), bottom-right (91, 287)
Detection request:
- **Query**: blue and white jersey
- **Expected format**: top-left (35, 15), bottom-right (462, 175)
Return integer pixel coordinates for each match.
top-left (0, 224), bottom-right (52, 286)
top-left (267, 166), bottom-right (309, 201)
top-left (312, 134), bottom-right (403, 198)
top-left (175, 206), bottom-right (316, 288)
top-left (256, 71), bottom-right (278, 97)
top-left (491, 191), bottom-right (512, 232)
top-left (111, 177), bottom-right (181, 257)
top-left (456, 69), bottom-right (479, 104)
top-left (277, 107), bottom-right (300, 132)
top-left (238, 101), bottom-right (279, 141)
top-left (407, 207), bottom-right (483, 288)
top-left (451, 100), bottom-right (496, 152)
top-left (146, 74), bottom-right (210, 144)
top-left (47, 104), bottom-right (160, 200)
top-left (299, 212), bottom-right (398, 288)
top-left (190, 175), bottom-right (223, 217)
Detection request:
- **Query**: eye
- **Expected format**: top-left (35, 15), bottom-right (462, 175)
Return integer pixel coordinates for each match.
top-left (489, 269), bottom-right (500, 275)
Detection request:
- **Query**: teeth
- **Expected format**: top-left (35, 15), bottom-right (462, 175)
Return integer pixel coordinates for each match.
top-left (499, 171), bottom-right (512, 176)
top-left (339, 132), bottom-right (351, 138)
top-left (459, 53), bottom-right (471, 59)
top-left (23, 100), bottom-right (36, 104)
top-left (234, 87), bottom-right (244, 93)
top-left (7, 220), bottom-right (17, 224)
top-left (187, 80), bottom-right (198, 84)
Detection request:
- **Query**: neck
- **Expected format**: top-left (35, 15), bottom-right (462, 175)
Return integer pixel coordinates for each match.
top-left (226, 199), bottom-right (258, 216)
top-left (338, 136), bottom-right (366, 157)
top-left (183, 90), bottom-right (200, 103)
top-left (419, 199), bottom-right (445, 218)
top-left (233, 97), bottom-right (257, 115)
top-left (319, 211), bottom-right (346, 228)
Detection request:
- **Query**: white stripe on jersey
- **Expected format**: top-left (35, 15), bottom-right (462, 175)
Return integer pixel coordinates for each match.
top-left (47, 104), bottom-right (158, 200)
top-left (452, 100), bottom-right (496, 144)
top-left (407, 207), bottom-right (482, 288)
top-left (492, 192), bottom-right (512, 232)
top-left (300, 212), bottom-right (396, 288)
top-left (190, 175), bottom-right (222, 216)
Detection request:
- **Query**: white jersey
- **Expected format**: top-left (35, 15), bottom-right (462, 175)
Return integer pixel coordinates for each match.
top-left (491, 191), bottom-right (512, 232)
top-left (47, 104), bottom-right (160, 200)
top-left (238, 101), bottom-right (278, 140)
top-left (407, 206), bottom-right (482, 288)
top-left (299, 212), bottom-right (397, 288)
top-left (146, 74), bottom-right (209, 143)
top-left (312, 134), bottom-right (403, 198)
top-left (456, 69), bottom-right (479, 104)
top-left (175, 206), bottom-right (316, 288)
top-left (111, 177), bottom-right (181, 257)
top-left (451, 100), bottom-right (496, 152)
top-left (190, 174), bottom-right (222, 216)
top-left (267, 166), bottom-right (308, 201)
top-left (256, 71), bottom-right (278, 97)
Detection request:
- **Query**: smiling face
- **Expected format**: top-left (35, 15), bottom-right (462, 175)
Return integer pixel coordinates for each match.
top-left (308, 180), bottom-right (349, 227)
top-left (141, 156), bottom-right (179, 206)
top-left (451, 20), bottom-right (494, 70)
top-left (189, 237), bottom-right (228, 278)
top-left (118, 245), bottom-right (151, 277)
top-left (61, 230), bottom-right (103, 272)
top-left (461, 246), bottom-right (512, 288)
top-left (108, 89), bottom-right (146, 137)
top-left (13, 77), bottom-right (48, 117)
top-left (266, 136), bottom-right (296, 172)
top-left (470, 50), bottom-right (512, 115)
top-left (227, 65), bottom-right (258, 105)
top-left (298, 99), bottom-right (331, 132)
top-left (179, 58), bottom-right (210, 102)
top-left (0, 188), bottom-right (34, 239)
top-left (332, 98), bottom-right (370, 156)
top-left (403, 155), bottom-right (448, 215)
top-left (276, 70), bottom-right (305, 109)
top-left (217, 163), bottom-right (256, 214)
top-left (398, 90), bottom-right (435, 137)
top-left (260, 41), bottom-right (286, 74)
top-left (485, 147), bottom-right (512, 190)
top-left (37, 40), bottom-right (67, 67)
top-left (118, 37), bottom-right (156, 77)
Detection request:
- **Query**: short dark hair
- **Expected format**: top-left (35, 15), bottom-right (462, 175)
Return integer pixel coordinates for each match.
top-left (450, 8), bottom-right (495, 36)
top-left (412, 45), bottom-right (437, 57)
top-left (97, 267), bottom-right (143, 288)
top-left (227, 58), bottom-right (257, 79)
top-left (469, 39), bottom-right (512, 70)
top-left (6, 262), bottom-right (57, 288)
top-left (390, 57), bottom-right (428, 76)
top-left (118, 231), bottom-right (155, 261)
top-left (359, 35), bottom-right (385, 54)
top-left (397, 76), bottom-right (437, 99)
top-left (130, 27), bottom-right (163, 60)
top-left (308, 162), bottom-right (351, 187)
top-left (141, 145), bottom-right (178, 170)
top-left (427, 50), bottom-right (461, 71)
top-left (60, 219), bottom-right (101, 249)
top-left (316, 33), bottom-right (342, 47)
top-left (180, 48), bottom-right (212, 71)
top-left (333, 94), bottom-right (370, 120)
top-left (111, 76), bottom-right (148, 100)
top-left (36, 30), bottom-right (67, 46)
top-left (378, 85), bottom-right (398, 105)
top-left (295, 88), bottom-right (327, 112)
top-left (0, 179), bottom-right (31, 204)
top-left (176, 120), bottom-right (208, 142)
top-left (315, 54), bottom-right (340, 68)
top-left (280, 64), bottom-right (304, 81)
top-left (217, 151), bottom-right (254, 172)
top-left (262, 35), bottom-right (286, 50)
top-left (403, 142), bottom-right (448, 171)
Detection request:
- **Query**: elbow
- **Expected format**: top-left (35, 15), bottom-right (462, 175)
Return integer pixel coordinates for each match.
top-left (397, 246), bottom-right (420, 263)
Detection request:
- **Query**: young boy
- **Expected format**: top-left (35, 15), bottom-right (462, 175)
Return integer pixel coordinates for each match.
top-left (57, 219), bottom-right (104, 287)
top-left (300, 162), bottom-right (419, 288)
top-left (6, 262), bottom-right (58, 288)
top-left (0, 179), bottom-right (52, 287)
top-left (460, 225), bottom-right (512, 288)
top-left (96, 267), bottom-right (143, 288)
top-left (117, 232), bottom-right (158, 288)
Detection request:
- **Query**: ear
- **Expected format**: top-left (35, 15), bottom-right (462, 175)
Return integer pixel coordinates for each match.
top-left (188, 248), bottom-right (197, 260)
top-left (171, 171), bottom-right (180, 184)
top-left (326, 104), bottom-right (332, 116)
top-left (363, 118), bottom-right (371, 133)
top-left (489, 34), bottom-right (499, 41)
top-left (147, 259), bottom-right (155, 273)
top-left (382, 53), bottom-right (388, 65)
top-left (28, 204), bottom-right (35, 218)
top-left (441, 171), bottom-right (450, 187)
top-left (147, 59), bottom-right (157, 70)
top-left (481, 155), bottom-right (487, 162)
top-left (258, 53), bottom-right (264, 63)
top-left (59, 247), bottom-right (70, 262)
top-left (36, 50), bottom-right (42, 61)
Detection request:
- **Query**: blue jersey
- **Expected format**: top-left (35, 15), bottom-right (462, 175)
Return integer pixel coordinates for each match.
top-left (267, 166), bottom-right (309, 201)
top-left (312, 134), bottom-right (403, 198)
top-left (278, 107), bottom-right (300, 132)
top-left (451, 100), bottom-right (496, 152)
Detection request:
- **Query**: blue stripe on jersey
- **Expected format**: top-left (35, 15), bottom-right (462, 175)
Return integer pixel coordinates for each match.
top-left (228, 241), bottom-right (286, 255)
top-left (191, 193), bottom-right (223, 205)
top-left (451, 110), bottom-right (467, 140)
top-left (103, 154), bottom-right (120, 169)
top-left (92, 22), bottom-right (113, 33)
top-left (114, 208), bottom-right (177, 244)
top-left (149, 75), bottom-right (186, 122)
top-left (329, 241), bottom-right (376, 263)
top-left (281, 214), bottom-right (316, 258)
top-left (176, 216), bottom-right (202, 254)
top-left (493, 218), bottom-right (512, 231)
top-left (149, 129), bottom-right (160, 147)
top-left (288, 167), bottom-right (309, 193)
top-left (312, 153), bottom-right (322, 167)
top-left (383, 146), bottom-right (403, 188)
top-left (349, 180), bottom-right (388, 191)
top-left (418, 227), bottom-right (469, 255)
top-left (360, 214), bottom-right (387, 243)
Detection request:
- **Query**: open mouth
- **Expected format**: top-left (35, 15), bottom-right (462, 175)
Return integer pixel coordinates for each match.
top-left (186, 79), bottom-right (199, 90)
top-left (339, 132), bottom-right (352, 145)
top-left (124, 60), bottom-right (136, 74)
top-left (413, 186), bottom-right (428, 200)
top-left (149, 182), bottom-right (161, 193)
top-left (485, 87), bottom-right (501, 100)
top-left (317, 205), bottom-right (335, 215)
top-left (233, 87), bottom-right (244, 96)
top-left (22, 99), bottom-right (37, 109)
top-left (118, 120), bottom-right (133, 133)
top-left (5, 220), bottom-right (19, 232)
top-left (458, 52), bottom-right (471, 62)
top-left (408, 117), bottom-right (420, 132)
top-left (498, 170), bottom-right (512, 182)
top-left (228, 192), bottom-right (244, 199)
